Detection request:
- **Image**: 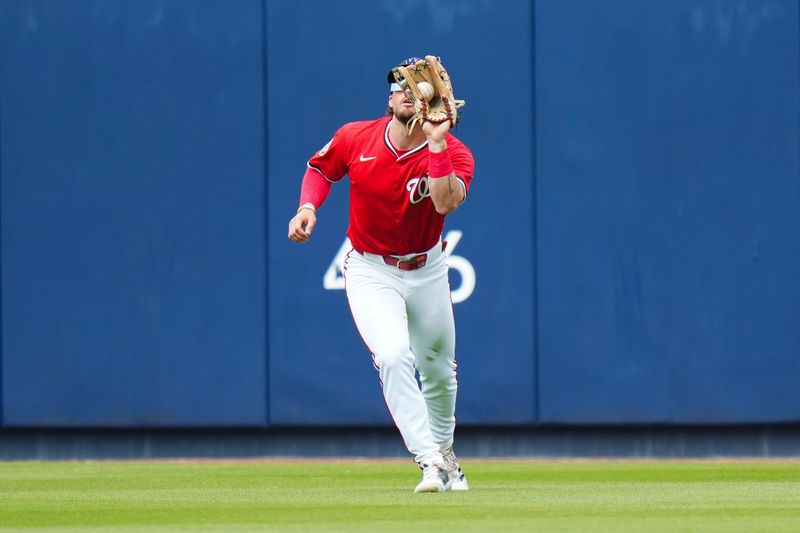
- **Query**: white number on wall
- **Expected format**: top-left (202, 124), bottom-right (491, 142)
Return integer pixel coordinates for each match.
top-left (442, 230), bottom-right (476, 304)
top-left (323, 230), bottom-right (476, 303)
top-left (322, 239), bottom-right (351, 290)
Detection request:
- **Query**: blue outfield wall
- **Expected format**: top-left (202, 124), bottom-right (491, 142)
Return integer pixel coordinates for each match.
top-left (535, 0), bottom-right (800, 423)
top-left (0, 0), bottom-right (797, 429)
top-left (0, 1), bottom-right (268, 426)
top-left (265, 0), bottom-right (536, 426)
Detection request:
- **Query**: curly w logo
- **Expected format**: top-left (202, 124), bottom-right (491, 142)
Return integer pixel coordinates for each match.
top-left (406, 176), bottom-right (431, 205)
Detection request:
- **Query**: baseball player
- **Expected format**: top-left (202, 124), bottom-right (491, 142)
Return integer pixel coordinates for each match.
top-left (288, 57), bottom-right (474, 493)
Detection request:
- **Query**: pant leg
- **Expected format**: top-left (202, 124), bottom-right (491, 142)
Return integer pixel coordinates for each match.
top-left (405, 253), bottom-right (458, 450)
top-left (344, 252), bottom-right (441, 463)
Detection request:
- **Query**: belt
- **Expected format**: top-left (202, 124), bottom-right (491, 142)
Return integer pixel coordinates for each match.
top-left (356, 241), bottom-right (447, 272)
top-left (383, 254), bottom-right (428, 270)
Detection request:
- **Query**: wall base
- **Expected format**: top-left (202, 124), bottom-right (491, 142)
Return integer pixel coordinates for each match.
top-left (1, 426), bottom-right (799, 461)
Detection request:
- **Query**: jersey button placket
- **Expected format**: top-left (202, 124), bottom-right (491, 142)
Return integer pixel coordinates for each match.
top-left (394, 157), bottom-right (405, 251)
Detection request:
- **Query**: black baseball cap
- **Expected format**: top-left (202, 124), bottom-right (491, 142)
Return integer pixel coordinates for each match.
top-left (387, 56), bottom-right (424, 84)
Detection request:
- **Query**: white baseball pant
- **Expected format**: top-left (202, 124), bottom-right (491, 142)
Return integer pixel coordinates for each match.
top-left (343, 240), bottom-right (457, 464)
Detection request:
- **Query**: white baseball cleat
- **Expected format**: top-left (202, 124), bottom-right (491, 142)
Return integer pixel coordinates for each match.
top-left (414, 461), bottom-right (452, 493)
top-left (442, 446), bottom-right (469, 491)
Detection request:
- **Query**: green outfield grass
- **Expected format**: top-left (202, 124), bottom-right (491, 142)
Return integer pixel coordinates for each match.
top-left (1, 459), bottom-right (799, 532)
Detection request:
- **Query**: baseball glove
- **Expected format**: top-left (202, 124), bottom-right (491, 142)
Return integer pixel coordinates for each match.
top-left (391, 55), bottom-right (465, 133)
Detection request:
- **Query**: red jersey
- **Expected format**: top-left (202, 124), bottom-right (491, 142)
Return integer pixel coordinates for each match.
top-left (307, 116), bottom-right (474, 256)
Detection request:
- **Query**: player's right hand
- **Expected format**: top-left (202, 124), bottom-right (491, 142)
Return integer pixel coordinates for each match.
top-left (288, 208), bottom-right (317, 243)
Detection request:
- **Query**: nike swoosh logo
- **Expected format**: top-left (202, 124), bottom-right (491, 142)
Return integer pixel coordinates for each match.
top-left (359, 155), bottom-right (377, 162)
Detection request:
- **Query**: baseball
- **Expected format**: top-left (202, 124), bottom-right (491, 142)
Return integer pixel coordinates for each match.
top-left (417, 81), bottom-right (434, 101)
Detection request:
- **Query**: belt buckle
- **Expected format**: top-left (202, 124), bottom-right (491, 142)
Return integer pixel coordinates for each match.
top-left (397, 254), bottom-right (427, 270)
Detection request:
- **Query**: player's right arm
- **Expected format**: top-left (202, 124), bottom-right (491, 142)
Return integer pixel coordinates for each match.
top-left (288, 127), bottom-right (352, 244)
top-left (288, 169), bottom-right (328, 243)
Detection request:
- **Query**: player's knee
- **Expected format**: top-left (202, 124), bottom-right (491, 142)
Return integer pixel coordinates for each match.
top-left (416, 355), bottom-right (456, 382)
top-left (418, 361), bottom-right (457, 388)
top-left (374, 347), bottom-right (414, 371)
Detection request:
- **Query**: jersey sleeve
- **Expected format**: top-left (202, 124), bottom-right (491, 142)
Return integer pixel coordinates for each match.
top-left (298, 167), bottom-right (333, 209)
top-left (307, 126), bottom-right (352, 183)
top-left (447, 138), bottom-right (475, 196)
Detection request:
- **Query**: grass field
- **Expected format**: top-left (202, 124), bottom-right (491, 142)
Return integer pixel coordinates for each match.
top-left (1, 459), bottom-right (799, 532)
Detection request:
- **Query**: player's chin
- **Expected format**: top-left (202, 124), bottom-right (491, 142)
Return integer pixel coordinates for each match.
top-left (393, 108), bottom-right (415, 124)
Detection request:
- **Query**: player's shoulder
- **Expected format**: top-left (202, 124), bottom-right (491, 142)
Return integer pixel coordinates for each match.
top-left (337, 117), bottom-right (390, 138)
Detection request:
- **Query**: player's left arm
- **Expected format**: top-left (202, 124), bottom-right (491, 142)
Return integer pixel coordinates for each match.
top-left (423, 121), bottom-right (472, 215)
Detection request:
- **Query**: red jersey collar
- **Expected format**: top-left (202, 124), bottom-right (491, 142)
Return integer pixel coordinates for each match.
top-left (383, 119), bottom-right (428, 161)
